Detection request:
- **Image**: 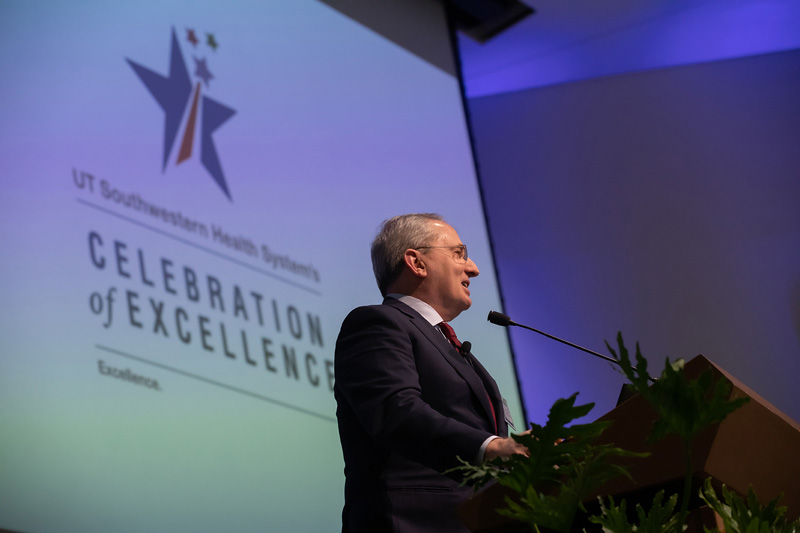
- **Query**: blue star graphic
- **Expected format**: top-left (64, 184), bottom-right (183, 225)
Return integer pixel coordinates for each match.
top-left (126, 28), bottom-right (191, 172)
top-left (201, 96), bottom-right (235, 199)
top-left (126, 28), bottom-right (235, 200)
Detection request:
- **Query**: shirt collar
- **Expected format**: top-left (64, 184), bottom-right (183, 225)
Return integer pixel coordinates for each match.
top-left (386, 294), bottom-right (443, 326)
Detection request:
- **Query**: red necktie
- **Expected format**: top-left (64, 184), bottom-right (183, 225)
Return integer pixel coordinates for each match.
top-left (438, 322), bottom-right (498, 433)
top-left (439, 321), bottom-right (461, 349)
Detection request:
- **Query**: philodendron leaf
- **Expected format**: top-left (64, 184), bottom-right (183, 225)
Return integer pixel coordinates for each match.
top-left (605, 333), bottom-right (748, 445)
top-left (589, 490), bottom-right (681, 533)
top-left (589, 496), bottom-right (634, 533)
top-left (699, 478), bottom-right (800, 533)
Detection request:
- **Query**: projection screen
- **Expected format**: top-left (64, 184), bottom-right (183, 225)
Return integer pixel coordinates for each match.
top-left (0, 1), bottom-right (523, 531)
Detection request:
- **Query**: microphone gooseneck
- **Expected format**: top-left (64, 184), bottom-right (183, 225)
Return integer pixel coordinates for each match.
top-left (487, 310), bottom-right (655, 382)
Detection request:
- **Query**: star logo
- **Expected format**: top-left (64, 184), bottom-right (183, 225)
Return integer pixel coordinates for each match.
top-left (127, 27), bottom-right (235, 200)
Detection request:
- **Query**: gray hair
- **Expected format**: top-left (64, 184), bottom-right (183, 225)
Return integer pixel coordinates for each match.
top-left (371, 213), bottom-right (444, 296)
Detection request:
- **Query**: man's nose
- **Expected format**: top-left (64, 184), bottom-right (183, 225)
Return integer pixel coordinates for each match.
top-left (466, 258), bottom-right (479, 277)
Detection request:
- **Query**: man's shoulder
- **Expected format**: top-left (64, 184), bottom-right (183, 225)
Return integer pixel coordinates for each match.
top-left (342, 299), bottom-right (415, 323)
top-left (336, 302), bottom-right (420, 350)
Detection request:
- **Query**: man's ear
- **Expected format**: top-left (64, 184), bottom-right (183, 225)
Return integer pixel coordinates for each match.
top-left (403, 249), bottom-right (427, 279)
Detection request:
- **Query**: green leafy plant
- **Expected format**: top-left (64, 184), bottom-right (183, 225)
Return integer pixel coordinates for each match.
top-left (452, 393), bottom-right (645, 532)
top-left (589, 490), bottom-right (681, 533)
top-left (451, 332), bottom-right (785, 532)
top-left (605, 333), bottom-right (750, 523)
top-left (699, 478), bottom-right (800, 533)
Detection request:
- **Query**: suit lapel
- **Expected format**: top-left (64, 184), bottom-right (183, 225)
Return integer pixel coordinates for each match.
top-left (470, 357), bottom-right (508, 437)
top-left (383, 298), bottom-right (502, 434)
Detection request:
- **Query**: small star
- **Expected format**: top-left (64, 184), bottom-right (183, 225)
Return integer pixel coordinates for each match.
top-left (206, 33), bottom-right (218, 51)
top-left (194, 56), bottom-right (214, 87)
top-left (186, 28), bottom-right (199, 47)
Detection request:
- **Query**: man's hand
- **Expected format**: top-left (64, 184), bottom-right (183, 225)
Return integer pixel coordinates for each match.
top-left (484, 434), bottom-right (530, 461)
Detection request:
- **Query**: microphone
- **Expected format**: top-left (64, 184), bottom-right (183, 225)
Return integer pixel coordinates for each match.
top-left (459, 341), bottom-right (474, 368)
top-left (487, 311), bottom-right (515, 327)
top-left (459, 341), bottom-right (472, 357)
top-left (487, 310), bottom-right (655, 381)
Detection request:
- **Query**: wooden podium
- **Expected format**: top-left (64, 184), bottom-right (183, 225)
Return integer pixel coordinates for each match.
top-left (457, 355), bottom-right (800, 532)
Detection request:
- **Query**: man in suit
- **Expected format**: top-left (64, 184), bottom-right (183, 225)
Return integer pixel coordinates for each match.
top-left (334, 213), bottom-right (528, 532)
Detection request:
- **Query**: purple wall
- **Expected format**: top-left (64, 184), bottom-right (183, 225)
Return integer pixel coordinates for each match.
top-left (471, 49), bottom-right (800, 425)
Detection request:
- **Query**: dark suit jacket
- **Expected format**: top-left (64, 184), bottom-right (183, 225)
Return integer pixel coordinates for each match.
top-left (334, 298), bottom-right (508, 532)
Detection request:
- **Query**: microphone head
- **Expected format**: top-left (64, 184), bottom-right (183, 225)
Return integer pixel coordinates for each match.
top-left (487, 311), bottom-right (513, 327)
top-left (459, 341), bottom-right (472, 355)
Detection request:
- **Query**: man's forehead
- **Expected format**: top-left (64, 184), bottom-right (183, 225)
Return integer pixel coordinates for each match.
top-left (429, 221), bottom-right (461, 242)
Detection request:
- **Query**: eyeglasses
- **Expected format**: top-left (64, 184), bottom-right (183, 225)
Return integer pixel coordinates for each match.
top-left (415, 244), bottom-right (468, 263)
